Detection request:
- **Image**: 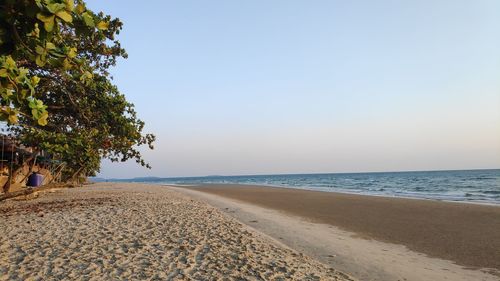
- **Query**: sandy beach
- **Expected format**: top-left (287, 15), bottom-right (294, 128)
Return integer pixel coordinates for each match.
top-left (181, 184), bottom-right (500, 280)
top-left (0, 183), bottom-right (353, 281)
top-left (2, 182), bottom-right (500, 281)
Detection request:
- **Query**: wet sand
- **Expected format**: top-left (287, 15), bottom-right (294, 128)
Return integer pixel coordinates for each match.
top-left (0, 183), bottom-right (353, 281)
top-left (187, 184), bottom-right (500, 273)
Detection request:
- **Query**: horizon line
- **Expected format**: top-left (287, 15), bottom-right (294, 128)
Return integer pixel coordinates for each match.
top-left (96, 167), bottom-right (500, 180)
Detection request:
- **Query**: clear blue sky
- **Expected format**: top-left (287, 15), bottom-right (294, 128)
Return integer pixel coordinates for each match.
top-left (87, 0), bottom-right (500, 178)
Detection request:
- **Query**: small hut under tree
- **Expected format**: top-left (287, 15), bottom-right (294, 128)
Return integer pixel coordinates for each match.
top-left (1, 134), bottom-right (64, 194)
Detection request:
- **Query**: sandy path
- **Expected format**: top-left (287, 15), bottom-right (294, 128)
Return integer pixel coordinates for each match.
top-left (0, 183), bottom-right (353, 281)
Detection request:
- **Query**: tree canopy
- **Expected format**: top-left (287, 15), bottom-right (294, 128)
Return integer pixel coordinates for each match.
top-left (0, 0), bottom-right (155, 186)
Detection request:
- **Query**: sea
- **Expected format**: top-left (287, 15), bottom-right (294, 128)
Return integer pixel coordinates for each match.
top-left (112, 169), bottom-right (500, 205)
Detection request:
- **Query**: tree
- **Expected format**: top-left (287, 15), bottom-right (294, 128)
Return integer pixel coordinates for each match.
top-left (1, 0), bottom-right (155, 190)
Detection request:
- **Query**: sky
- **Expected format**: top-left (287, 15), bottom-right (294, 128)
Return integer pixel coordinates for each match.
top-left (87, 0), bottom-right (500, 178)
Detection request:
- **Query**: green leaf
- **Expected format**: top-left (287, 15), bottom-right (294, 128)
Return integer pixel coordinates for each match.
top-left (8, 112), bottom-right (18, 124)
top-left (56, 10), bottom-right (73, 23)
top-left (82, 12), bottom-right (94, 27)
top-left (36, 55), bottom-right (46, 67)
top-left (65, 0), bottom-right (74, 11)
top-left (30, 23), bottom-right (40, 38)
top-left (46, 42), bottom-right (56, 50)
top-left (44, 19), bottom-right (55, 32)
top-left (37, 12), bottom-right (57, 32)
top-left (37, 111), bottom-right (48, 126)
top-left (50, 50), bottom-right (66, 58)
top-left (0, 69), bottom-right (7, 77)
top-left (29, 98), bottom-right (37, 109)
top-left (31, 108), bottom-right (39, 119)
top-left (20, 89), bottom-right (29, 99)
top-left (46, 3), bottom-right (66, 13)
top-left (37, 99), bottom-right (45, 108)
top-left (31, 76), bottom-right (41, 86)
top-left (62, 58), bottom-right (72, 70)
top-left (96, 21), bottom-right (109, 30)
top-left (1, 89), bottom-right (13, 99)
top-left (37, 12), bottom-right (54, 22)
top-left (5, 56), bottom-right (16, 70)
top-left (35, 0), bottom-right (43, 9)
top-left (15, 68), bottom-right (29, 83)
top-left (67, 47), bottom-right (77, 58)
top-left (35, 45), bottom-right (45, 55)
top-left (75, 3), bottom-right (86, 14)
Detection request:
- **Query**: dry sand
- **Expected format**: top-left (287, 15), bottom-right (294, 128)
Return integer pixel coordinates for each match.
top-left (0, 183), bottom-right (353, 281)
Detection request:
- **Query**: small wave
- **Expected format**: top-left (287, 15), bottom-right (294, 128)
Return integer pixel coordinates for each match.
top-left (470, 177), bottom-right (497, 180)
top-left (482, 190), bottom-right (500, 195)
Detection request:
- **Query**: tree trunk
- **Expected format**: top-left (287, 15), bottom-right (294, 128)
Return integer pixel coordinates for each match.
top-left (2, 154), bottom-right (35, 193)
top-left (48, 163), bottom-right (65, 184)
top-left (70, 166), bottom-right (85, 185)
top-left (0, 188), bottom-right (34, 201)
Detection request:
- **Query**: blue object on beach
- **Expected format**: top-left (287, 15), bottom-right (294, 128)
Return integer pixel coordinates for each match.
top-left (27, 172), bottom-right (43, 187)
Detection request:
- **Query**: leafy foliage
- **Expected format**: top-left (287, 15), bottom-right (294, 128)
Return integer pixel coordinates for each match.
top-left (1, 0), bottom-right (155, 184)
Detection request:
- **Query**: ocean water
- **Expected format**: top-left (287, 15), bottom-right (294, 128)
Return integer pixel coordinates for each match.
top-left (119, 169), bottom-right (500, 205)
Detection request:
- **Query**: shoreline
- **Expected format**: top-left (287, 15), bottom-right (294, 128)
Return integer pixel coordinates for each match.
top-left (165, 183), bottom-right (500, 206)
top-left (183, 183), bottom-right (500, 274)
